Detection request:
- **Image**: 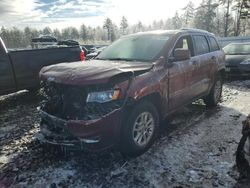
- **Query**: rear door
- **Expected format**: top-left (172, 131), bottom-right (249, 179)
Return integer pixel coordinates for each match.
top-left (0, 39), bottom-right (16, 94)
top-left (168, 35), bottom-right (196, 110)
top-left (191, 35), bottom-right (211, 97)
top-left (207, 36), bottom-right (223, 82)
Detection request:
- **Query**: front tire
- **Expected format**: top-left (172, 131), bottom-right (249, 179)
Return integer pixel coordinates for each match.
top-left (204, 74), bottom-right (223, 108)
top-left (120, 101), bottom-right (159, 156)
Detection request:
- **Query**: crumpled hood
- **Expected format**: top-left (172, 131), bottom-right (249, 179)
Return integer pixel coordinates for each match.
top-left (40, 60), bottom-right (153, 85)
top-left (225, 55), bottom-right (250, 66)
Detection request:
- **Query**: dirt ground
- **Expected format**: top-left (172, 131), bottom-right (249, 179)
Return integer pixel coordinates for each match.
top-left (1, 79), bottom-right (250, 188)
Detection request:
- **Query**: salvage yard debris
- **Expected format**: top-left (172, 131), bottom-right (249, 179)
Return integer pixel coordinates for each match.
top-left (236, 114), bottom-right (250, 178)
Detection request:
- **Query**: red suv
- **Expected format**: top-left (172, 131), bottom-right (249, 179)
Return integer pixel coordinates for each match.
top-left (38, 29), bottom-right (225, 155)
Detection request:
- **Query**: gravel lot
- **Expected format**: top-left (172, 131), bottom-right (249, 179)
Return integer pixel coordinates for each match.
top-left (1, 80), bottom-right (250, 188)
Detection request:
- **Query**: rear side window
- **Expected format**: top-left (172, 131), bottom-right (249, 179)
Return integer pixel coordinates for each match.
top-left (209, 37), bottom-right (220, 51)
top-left (193, 35), bottom-right (210, 55)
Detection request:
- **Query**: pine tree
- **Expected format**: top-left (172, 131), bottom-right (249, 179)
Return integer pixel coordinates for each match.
top-left (80, 24), bottom-right (88, 41)
top-left (172, 12), bottom-right (182, 29)
top-left (120, 16), bottom-right (128, 35)
top-left (42, 27), bottom-right (52, 35)
top-left (194, 0), bottom-right (219, 32)
top-left (103, 18), bottom-right (113, 41)
top-left (182, 1), bottom-right (195, 27)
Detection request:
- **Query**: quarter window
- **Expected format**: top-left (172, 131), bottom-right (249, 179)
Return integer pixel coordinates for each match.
top-left (193, 35), bottom-right (210, 55)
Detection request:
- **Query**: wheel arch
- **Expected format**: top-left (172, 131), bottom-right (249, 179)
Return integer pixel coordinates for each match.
top-left (119, 93), bottom-right (161, 155)
top-left (126, 92), bottom-right (163, 120)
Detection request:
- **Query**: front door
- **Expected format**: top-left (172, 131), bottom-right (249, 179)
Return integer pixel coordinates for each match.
top-left (168, 35), bottom-right (195, 111)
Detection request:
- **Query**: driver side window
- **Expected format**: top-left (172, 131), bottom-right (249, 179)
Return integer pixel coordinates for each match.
top-left (173, 35), bottom-right (194, 56)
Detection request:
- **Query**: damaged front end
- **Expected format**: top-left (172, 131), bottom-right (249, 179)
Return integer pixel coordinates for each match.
top-left (37, 81), bottom-right (127, 151)
top-left (37, 59), bottom-right (155, 151)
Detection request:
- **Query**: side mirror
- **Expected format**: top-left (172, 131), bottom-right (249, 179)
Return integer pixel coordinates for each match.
top-left (174, 48), bottom-right (191, 61)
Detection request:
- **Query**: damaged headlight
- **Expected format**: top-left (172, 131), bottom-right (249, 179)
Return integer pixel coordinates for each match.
top-left (240, 59), bottom-right (250, 65)
top-left (86, 89), bottom-right (120, 103)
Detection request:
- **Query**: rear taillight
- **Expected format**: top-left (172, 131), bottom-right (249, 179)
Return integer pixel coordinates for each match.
top-left (80, 50), bottom-right (85, 61)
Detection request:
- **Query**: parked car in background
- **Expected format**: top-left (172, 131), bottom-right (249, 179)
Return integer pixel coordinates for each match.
top-left (81, 44), bottom-right (108, 55)
top-left (32, 35), bottom-right (57, 43)
top-left (223, 42), bottom-right (250, 77)
top-left (0, 37), bottom-right (85, 95)
top-left (218, 36), bottom-right (250, 48)
top-left (85, 46), bottom-right (107, 60)
top-left (38, 29), bottom-right (225, 156)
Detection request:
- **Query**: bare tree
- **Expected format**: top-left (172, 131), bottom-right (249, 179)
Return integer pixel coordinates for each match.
top-left (233, 0), bottom-right (250, 36)
top-left (80, 24), bottom-right (88, 41)
top-left (53, 29), bottom-right (61, 40)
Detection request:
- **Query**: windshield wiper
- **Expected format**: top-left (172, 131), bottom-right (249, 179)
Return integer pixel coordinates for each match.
top-left (96, 57), bottom-right (150, 62)
top-left (95, 57), bottom-right (105, 60)
top-left (95, 57), bottom-right (133, 61)
top-left (105, 58), bottom-right (151, 62)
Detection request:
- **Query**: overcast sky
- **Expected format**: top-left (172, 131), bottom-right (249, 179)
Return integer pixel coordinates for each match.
top-left (0, 0), bottom-right (202, 29)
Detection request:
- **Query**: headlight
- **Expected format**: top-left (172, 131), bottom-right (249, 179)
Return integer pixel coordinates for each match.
top-left (86, 89), bottom-right (120, 103)
top-left (240, 59), bottom-right (250, 65)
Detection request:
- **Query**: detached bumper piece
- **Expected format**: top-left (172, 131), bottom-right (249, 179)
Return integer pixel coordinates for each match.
top-left (38, 110), bottom-right (87, 150)
top-left (38, 108), bottom-right (122, 151)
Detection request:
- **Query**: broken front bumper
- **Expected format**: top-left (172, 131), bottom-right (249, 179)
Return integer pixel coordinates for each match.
top-left (37, 109), bottom-right (123, 151)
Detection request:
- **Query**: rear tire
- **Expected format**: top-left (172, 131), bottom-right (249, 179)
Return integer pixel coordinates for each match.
top-left (120, 101), bottom-right (159, 156)
top-left (204, 74), bottom-right (223, 108)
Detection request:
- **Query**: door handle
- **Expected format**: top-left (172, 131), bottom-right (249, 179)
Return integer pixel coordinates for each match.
top-left (211, 56), bottom-right (216, 60)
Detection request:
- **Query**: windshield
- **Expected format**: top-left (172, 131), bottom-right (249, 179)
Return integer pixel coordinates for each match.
top-left (97, 34), bottom-right (171, 62)
top-left (223, 43), bottom-right (250, 55)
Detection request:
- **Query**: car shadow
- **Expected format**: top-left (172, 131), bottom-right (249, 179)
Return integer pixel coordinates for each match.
top-left (0, 90), bottom-right (41, 149)
top-left (0, 90), bottom-right (40, 112)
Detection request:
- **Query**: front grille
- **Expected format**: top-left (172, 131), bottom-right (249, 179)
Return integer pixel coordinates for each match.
top-left (61, 87), bottom-right (87, 119)
top-left (40, 81), bottom-right (123, 120)
top-left (40, 119), bottom-right (79, 144)
top-left (40, 82), bottom-right (87, 120)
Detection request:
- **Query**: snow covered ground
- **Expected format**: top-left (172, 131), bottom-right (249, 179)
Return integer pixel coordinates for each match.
top-left (1, 80), bottom-right (250, 188)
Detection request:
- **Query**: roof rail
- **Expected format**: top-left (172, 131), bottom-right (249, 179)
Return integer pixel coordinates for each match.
top-left (180, 28), bottom-right (210, 33)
